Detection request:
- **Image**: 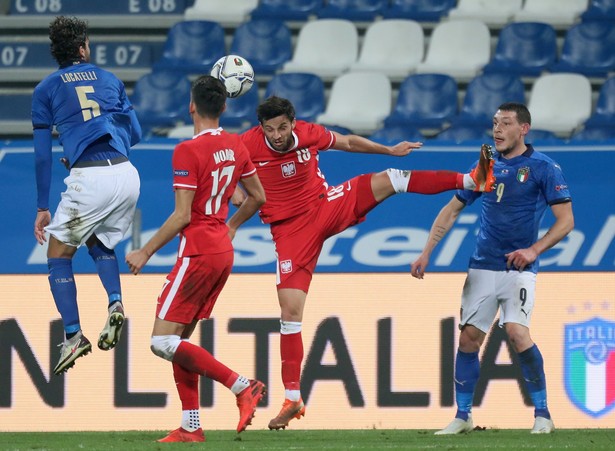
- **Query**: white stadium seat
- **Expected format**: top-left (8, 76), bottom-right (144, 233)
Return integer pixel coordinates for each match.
top-left (447, 0), bottom-right (523, 26)
top-left (415, 20), bottom-right (491, 81)
top-left (513, 0), bottom-right (589, 27)
top-left (316, 72), bottom-right (392, 134)
top-left (349, 19), bottom-right (424, 81)
top-left (184, 0), bottom-right (258, 26)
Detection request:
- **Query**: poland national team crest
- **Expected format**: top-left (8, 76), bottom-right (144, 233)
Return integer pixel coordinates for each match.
top-left (564, 317), bottom-right (615, 417)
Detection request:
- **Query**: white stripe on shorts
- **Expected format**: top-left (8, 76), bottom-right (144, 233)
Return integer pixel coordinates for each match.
top-left (159, 257), bottom-right (190, 319)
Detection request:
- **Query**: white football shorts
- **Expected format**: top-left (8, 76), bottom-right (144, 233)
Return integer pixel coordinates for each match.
top-left (459, 268), bottom-right (537, 333)
top-left (45, 161), bottom-right (140, 249)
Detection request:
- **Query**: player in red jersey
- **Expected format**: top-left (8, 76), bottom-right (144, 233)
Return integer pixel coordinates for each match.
top-left (126, 76), bottom-right (267, 442)
top-left (236, 96), bottom-right (495, 429)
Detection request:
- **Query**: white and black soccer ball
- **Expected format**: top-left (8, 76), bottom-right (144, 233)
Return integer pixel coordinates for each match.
top-left (210, 55), bottom-right (255, 98)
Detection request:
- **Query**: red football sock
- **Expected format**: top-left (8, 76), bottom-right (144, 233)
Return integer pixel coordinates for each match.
top-left (407, 170), bottom-right (464, 194)
top-left (173, 361), bottom-right (199, 410)
top-left (281, 332), bottom-right (303, 391)
top-left (173, 341), bottom-right (237, 389)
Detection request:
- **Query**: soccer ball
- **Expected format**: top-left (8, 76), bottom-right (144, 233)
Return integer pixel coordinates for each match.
top-left (210, 55), bottom-right (255, 98)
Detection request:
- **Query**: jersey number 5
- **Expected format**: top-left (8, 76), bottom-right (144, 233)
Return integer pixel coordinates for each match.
top-left (75, 86), bottom-right (101, 121)
top-left (206, 166), bottom-right (235, 214)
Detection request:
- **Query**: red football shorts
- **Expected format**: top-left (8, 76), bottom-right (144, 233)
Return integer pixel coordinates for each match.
top-left (271, 174), bottom-right (378, 292)
top-left (156, 250), bottom-right (234, 323)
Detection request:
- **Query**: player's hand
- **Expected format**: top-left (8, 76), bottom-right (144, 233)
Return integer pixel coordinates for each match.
top-left (505, 248), bottom-right (537, 272)
top-left (34, 210), bottom-right (51, 245)
top-left (388, 141), bottom-right (422, 157)
top-left (410, 253), bottom-right (430, 279)
top-left (125, 249), bottom-right (149, 275)
top-left (231, 187), bottom-right (246, 207)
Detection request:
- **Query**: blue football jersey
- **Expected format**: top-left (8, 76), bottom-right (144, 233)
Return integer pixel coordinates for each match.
top-left (32, 61), bottom-right (140, 164)
top-left (457, 145), bottom-right (572, 273)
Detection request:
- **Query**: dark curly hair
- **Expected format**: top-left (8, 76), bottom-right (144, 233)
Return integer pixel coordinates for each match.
top-left (49, 16), bottom-right (88, 65)
top-left (257, 96), bottom-right (295, 124)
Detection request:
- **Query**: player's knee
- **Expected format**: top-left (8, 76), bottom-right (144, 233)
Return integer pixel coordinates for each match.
top-left (150, 335), bottom-right (181, 361)
top-left (385, 168), bottom-right (411, 193)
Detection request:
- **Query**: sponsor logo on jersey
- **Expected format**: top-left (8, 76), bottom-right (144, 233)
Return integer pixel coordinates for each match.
top-left (281, 162), bottom-right (296, 178)
top-left (555, 184), bottom-right (568, 191)
top-left (517, 167), bottom-right (530, 183)
top-left (564, 317), bottom-right (615, 417)
top-left (280, 259), bottom-right (293, 274)
top-left (174, 170), bottom-right (189, 176)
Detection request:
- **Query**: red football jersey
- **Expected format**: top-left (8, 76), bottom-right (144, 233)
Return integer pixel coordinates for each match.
top-left (240, 120), bottom-right (336, 223)
top-left (172, 128), bottom-right (256, 257)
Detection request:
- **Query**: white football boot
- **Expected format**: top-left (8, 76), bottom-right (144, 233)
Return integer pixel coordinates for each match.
top-left (434, 414), bottom-right (474, 435)
top-left (531, 416), bottom-right (555, 434)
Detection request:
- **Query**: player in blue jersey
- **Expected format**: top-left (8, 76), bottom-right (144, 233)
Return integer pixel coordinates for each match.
top-left (32, 16), bottom-right (142, 375)
top-left (411, 103), bottom-right (574, 434)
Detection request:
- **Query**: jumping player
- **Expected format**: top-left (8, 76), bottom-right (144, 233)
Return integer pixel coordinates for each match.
top-left (233, 96), bottom-right (496, 429)
top-left (33, 16), bottom-right (142, 375)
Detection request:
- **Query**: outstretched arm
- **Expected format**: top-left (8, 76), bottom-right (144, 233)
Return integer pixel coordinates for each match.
top-left (125, 188), bottom-right (194, 274)
top-left (411, 195), bottom-right (466, 279)
top-left (227, 174), bottom-right (266, 241)
top-left (332, 131), bottom-right (421, 156)
top-left (505, 201), bottom-right (574, 271)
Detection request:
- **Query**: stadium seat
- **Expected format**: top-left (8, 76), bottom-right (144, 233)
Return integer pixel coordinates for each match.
top-left (369, 125), bottom-right (424, 145)
top-left (584, 76), bottom-right (615, 127)
top-left (482, 22), bottom-right (557, 77)
top-left (131, 71), bottom-right (192, 135)
top-left (230, 19), bottom-right (292, 75)
top-left (416, 20), bottom-right (491, 80)
top-left (570, 125), bottom-right (615, 141)
top-left (430, 124), bottom-right (491, 143)
top-left (317, 0), bottom-right (387, 21)
top-left (525, 129), bottom-right (565, 144)
top-left (550, 21), bottom-right (615, 78)
top-left (0, 93), bottom-right (32, 135)
top-left (250, 0), bottom-right (323, 21)
top-left (184, 0), bottom-right (258, 26)
top-left (454, 74), bottom-right (526, 129)
top-left (528, 73), bottom-right (592, 135)
top-left (447, 0), bottom-right (523, 26)
top-left (219, 81), bottom-right (260, 129)
top-left (153, 21), bottom-right (226, 75)
top-left (513, 0), bottom-right (588, 27)
top-left (382, 0), bottom-right (457, 22)
top-left (349, 19), bottom-right (424, 80)
top-left (265, 73), bottom-right (325, 122)
top-left (316, 72), bottom-right (391, 134)
top-left (384, 73), bottom-right (458, 129)
top-left (281, 19), bottom-right (359, 79)
top-left (581, 0), bottom-right (615, 20)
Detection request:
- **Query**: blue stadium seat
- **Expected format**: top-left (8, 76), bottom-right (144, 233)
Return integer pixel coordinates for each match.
top-left (154, 21), bottom-right (226, 75)
top-left (369, 125), bottom-right (424, 145)
top-left (384, 74), bottom-right (458, 129)
top-left (131, 71), bottom-right (192, 135)
top-left (581, 0), bottom-right (615, 21)
top-left (220, 81), bottom-right (260, 129)
top-left (525, 129), bottom-right (564, 144)
top-left (317, 0), bottom-right (387, 21)
top-left (230, 19), bottom-right (292, 75)
top-left (430, 124), bottom-right (490, 143)
top-left (482, 22), bottom-right (557, 77)
top-left (454, 74), bottom-right (526, 129)
top-left (570, 125), bottom-right (615, 141)
top-left (550, 21), bottom-right (615, 77)
top-left (265, 73), bottom-right (325, 122)
top-left (584, 76), bottom-right (615, 127)
top-left (250, 0), bottom-right (323, 21)
top-left (382, 0), bottom-right (457, 21)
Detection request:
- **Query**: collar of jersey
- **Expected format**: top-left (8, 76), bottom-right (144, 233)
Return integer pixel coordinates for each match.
top-left (193, 127), bottom-right (223, 139)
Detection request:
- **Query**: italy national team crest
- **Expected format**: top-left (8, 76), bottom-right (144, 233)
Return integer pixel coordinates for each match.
top-left (516, 167), bottom-right (530, 183)
top-left (564, 317), bottom-right (615, 417)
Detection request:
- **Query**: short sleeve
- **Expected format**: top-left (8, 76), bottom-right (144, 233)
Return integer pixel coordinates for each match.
top-left (172, 143), bottom-right (198, 190)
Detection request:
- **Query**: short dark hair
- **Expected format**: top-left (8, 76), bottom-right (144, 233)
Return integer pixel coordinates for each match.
top-left (49, 16), bottom-right (88, 65)
top-left (498, 102), bottom-right (532, 126)
top-left (191, 75), bottom-right (227, 119)
top-left (257, 96), bottom-right (295, 124)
